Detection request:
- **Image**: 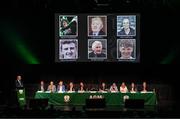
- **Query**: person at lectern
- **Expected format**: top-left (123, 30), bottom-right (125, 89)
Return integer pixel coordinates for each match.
top-left (15, 75), bottom-right (24, 89)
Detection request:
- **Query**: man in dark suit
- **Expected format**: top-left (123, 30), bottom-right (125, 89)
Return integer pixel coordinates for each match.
top-left (89, 17), bottom-right (106, 36)
top-left (89, 30), bottom-right (105, 36)
top-left (89, 40), bottom-right (106, 58)
top-left (15, 75), bottom-right (24, 89)
top-left (118, 18), bottom-right (135, 36)
top-left (57, 81), bottom-right (66, 92)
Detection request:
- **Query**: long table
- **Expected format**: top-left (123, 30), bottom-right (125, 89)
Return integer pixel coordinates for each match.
top-left (35, 92), bottom-right (157, 106)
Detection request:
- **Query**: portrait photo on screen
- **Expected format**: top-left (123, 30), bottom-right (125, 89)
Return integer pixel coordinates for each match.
top-left (117, 39), bottom-right (136, 61)
top-left (59, 15), bottom-right (78, 37)
top-left (88, 16), bottom-right (107, 37)
top-left (117, 15), bottom-right (136, 36)
top-left (59, 39), bottom-right (78, 60)
top-left (88, 39), bottom-right (107, 60)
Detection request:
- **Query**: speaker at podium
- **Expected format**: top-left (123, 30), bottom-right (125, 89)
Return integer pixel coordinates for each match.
top-left (16, 88), bottom-right (26, 107)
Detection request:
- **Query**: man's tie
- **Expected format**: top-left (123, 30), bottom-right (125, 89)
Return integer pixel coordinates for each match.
top-left (18, 80), bottom-right (22, 87)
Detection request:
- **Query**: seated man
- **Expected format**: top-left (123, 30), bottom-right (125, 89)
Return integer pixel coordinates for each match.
top-left (57, 81), bottom-right (66, 93)
top-left (119, 82), bottom-right (128, 93)
top-left (47, 81), bottom-right (56, 93)
top-left (110, 83), bottom-right (118, 92)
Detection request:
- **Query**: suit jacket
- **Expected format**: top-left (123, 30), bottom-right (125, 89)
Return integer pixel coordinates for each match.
top-left (118, 27), bottom-right (135, 36)
top-left (89, 52), bottom-right (106, 58)
top-left (57, 85), bottom-right (66, 92)
top-left (89, 30), bottom-right (105, 36)
top-left (15, 80), bottom-right (24, 89)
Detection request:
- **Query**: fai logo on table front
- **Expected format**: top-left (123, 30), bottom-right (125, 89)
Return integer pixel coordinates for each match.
top-left (64, 95), bottom-right (70, 102)
top-left (123, 95), bottom-right (129, 102)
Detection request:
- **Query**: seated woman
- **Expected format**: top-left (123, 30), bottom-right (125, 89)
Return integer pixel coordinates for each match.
top-left (99, 82), bottom-right (108, 92)
top-left (67, 82), bottom-right (75, 92)
top-left (119, 82), bottom-right (128, 93)
top-left (141, 81), bottom-right (148, 93)
top-left (129, 82), bottom-right (137, 93)
top-left (78, 82), bottom-right (85, 92)
top-left (110, 83), bottom-right (118, 92)
top-left (38, 80), bottom-right (45, 92)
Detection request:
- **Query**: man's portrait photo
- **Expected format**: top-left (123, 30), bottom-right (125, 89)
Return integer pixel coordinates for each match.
top-left (88, 16), bottom-right (107, 37)
top-left (117, 16), bottom-right (136, 36)
top-left (59, 39), bottom-right (78, 60)
top-left (88, 39), bottom-right (107, 59)
top-left (117, 39), bottom-right (136, 60)
top-left (59, 15), bottom-right (78, 37)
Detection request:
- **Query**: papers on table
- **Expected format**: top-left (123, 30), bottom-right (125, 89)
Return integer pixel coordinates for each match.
top-left (37, 91), bottom-right (43, 93)
top-left (78, 91), bottom-right (85, 93)
top-left (57, 91), bottom-right (65, 93)
top-left (89, 91), bottom-right (97, 93)
top-left (98, 91), bottom-right (108, 93)
top-left (130, 91), bottom-right (136, 93)
top-left (45, 91), bottom-right (51, 93)
top-left (111, 91), bottom-right (118, 93)
top-left (67, 91), bottom-right (75, 93)
top-left (140, 91), bottom-right (153, 93)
